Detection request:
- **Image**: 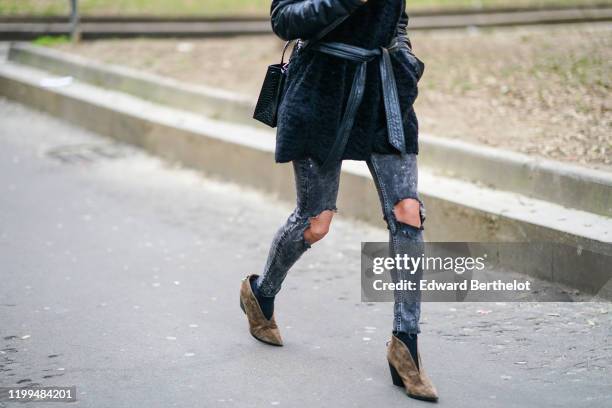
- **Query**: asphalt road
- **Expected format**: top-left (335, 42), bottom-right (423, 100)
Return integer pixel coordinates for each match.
top-left (0, 98), bottom-right (610, 407)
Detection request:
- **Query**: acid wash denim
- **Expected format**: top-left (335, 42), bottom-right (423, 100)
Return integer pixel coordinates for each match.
top-left (256, 153), bottom-right (425, 335)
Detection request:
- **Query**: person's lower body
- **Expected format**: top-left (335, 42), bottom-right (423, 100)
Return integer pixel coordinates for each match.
top-left (256, 153), bottom-right (423, 332)
top-left (239, 153), bottom-right (437, 401)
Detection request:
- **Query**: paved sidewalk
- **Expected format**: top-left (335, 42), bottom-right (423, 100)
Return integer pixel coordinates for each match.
top-left (0, 99), bottom-right (610, 407)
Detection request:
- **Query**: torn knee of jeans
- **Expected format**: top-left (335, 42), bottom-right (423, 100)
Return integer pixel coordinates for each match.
top-left (313, 206), bottom-right (338, 216)
top-left (303, 208), bottom-right (336, 245)
top-left (292, 216), bottom-right (313, 249)
top-left (391, 197), bottom-right (426, 232)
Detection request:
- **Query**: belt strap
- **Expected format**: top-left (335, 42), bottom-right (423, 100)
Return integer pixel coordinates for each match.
top-left (310, 39), bottom-right (406, 170)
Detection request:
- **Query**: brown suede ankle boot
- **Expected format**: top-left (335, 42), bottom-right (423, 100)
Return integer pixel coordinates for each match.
top-left (239, 275), bottom-right (283, 346)
top-left (387, 334), bottom-right (438, 402)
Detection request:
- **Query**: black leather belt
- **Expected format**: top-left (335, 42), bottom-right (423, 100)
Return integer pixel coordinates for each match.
top-left (308, 37), bottom-right (408, 170)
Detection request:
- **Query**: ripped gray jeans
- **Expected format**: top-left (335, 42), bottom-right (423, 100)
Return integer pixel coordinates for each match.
top-left (256, 153), bottom-right (425, 334)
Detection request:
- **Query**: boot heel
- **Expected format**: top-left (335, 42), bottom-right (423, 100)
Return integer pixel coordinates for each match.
top-left (388, 362), bottom-right (404, 387)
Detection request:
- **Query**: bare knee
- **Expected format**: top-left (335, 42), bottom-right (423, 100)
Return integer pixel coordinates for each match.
top-left (304, 210), bottom-right (334, 244)
top-left (393, 198), bottom-right (422, 229)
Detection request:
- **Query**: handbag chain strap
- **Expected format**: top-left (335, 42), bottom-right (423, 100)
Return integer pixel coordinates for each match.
top-left (280, 40), bottom-right (294, 65)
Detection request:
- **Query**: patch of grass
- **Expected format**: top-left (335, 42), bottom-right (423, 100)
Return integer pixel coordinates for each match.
top-left (0, 0), bottom-right (610, 17)
top-left (32, 35), bottom-right (70, 46)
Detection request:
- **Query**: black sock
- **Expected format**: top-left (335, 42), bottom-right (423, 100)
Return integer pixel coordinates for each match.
top-left (394, 331), bottom-right (419, 370)
top-left (250, 277), bottom-right (275, 320)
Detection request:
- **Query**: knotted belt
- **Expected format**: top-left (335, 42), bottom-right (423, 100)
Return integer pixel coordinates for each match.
top-left (308, 38), bottom-right (407, 170)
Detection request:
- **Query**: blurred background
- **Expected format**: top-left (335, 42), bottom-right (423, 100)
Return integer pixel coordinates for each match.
top-left (1, 3), bottom-right (611, 405)
top-left (0, 0), bottom-right (610, 16)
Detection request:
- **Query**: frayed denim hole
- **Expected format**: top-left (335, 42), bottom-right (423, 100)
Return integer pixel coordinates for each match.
top-left (391, 196), bottom-right (426, 233)
top-left (291, 215), bottom-right (312, 249)
top-left (301, 207), bottom-right (337, 246)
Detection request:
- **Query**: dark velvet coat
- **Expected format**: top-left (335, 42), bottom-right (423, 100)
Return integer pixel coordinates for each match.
top-left (270, 0), bottom-right (424, 164)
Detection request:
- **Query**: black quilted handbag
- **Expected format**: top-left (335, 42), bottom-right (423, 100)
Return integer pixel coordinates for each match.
top-left (252, 40), bottom-right (294, 128)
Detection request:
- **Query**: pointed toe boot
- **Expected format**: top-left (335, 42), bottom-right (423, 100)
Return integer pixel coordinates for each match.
top-left (387, 334), bottom-right (438, 402)
top-left (239, 275), bottom-right (283, 346)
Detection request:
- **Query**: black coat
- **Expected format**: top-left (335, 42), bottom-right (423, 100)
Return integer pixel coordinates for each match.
top-left (270, 0), bottom-right (424, 164)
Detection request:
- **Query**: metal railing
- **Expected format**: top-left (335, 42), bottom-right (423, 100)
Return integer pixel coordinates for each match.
top-left (69, 0), bottom-right (80, 41)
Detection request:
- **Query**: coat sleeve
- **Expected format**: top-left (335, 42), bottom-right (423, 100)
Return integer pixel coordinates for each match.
top-left (395, 10), bottom-right (412, 48)
top-left (270, 0), bottom-right (367, 41)
top-left (394, 10), bottom-right (423, 79)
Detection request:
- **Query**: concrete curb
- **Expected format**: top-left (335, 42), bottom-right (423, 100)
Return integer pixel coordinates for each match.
top-left (8, 42), bottom-right (259, 128)
top-left (1, 61), bottom-right (610, 297)
top-left (420, 137), bottom-right (612, 217)
top-left (9, 42), bottom-right (611, 216)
